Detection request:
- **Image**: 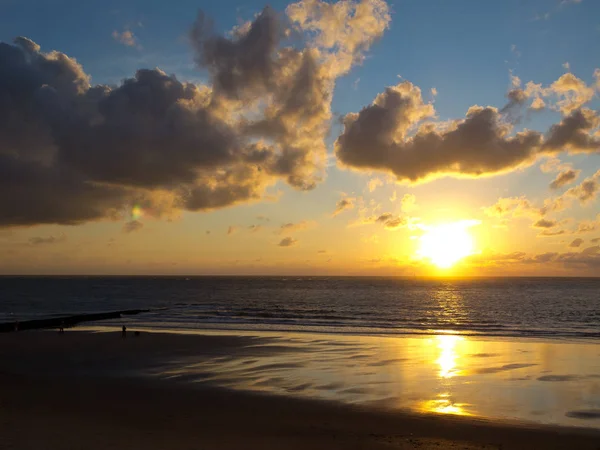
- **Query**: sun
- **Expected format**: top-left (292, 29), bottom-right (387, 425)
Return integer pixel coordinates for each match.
top-left (417, 221), bottom-right (479, 269)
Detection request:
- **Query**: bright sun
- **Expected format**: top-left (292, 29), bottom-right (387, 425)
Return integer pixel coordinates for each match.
top-left (417, 221), bottom-right (478, 269)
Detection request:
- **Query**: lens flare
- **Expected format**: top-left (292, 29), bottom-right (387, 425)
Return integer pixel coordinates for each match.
top-left (131, 205), bottom-right (143, 220)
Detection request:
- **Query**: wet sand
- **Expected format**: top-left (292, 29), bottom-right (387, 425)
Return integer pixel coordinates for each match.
top-left (1, 330), bottom-right (600, 449)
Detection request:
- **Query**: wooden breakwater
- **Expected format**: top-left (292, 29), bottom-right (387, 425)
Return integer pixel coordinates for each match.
top-left (0, 309), bottom-right (150, 332)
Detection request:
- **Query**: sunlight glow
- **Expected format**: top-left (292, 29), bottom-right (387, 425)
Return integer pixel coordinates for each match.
top-left (417, 220), bottom-right (479, 269)
top-left (421, 393), bottom-right (471, 416)
top-left (436, 334), bottom-right (463, 378)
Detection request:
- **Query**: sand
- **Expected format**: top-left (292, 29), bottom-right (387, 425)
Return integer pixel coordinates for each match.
top-left (1, 330), bottom-right (599, 449)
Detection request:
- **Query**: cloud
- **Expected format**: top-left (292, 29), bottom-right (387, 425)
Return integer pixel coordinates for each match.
top-left (367, 177), bottom-right (383, 192)
top-left (400, 193), bottom-right (416, 212)
top-left (0, 0), bottom-right (390, 228)
top-left (484, 196), bottom-right (539, 219)
top-left (357, 212), bottom-right (406, 230)
top-left (550, 169), bottom-right (580, 189)
top-left (530, 97), bottom-right (546, 110)
top-left (332, 197), bottom-right (355, 216)
top-left (564, 170), bottom-right (600, 204)
top-left (523, 71), bottom-right (598, 115)
top-left (533, 218), bottom-right (557, 228)
top-left (538, 229), bottom-right (566, 237)
top-left (577, 214), bottom-right (600, 233)
top-left (487, 169), bottom-right (600, 232)
top-left (582, 245), bottom-right (599, 255)
top-left (543, 109), bottom-right (600, 153)
top-left (285, 0), bottom-right (391, 78)
top-left (278, 236), bottom-right (297, 247)
top-left (570, 238), bottom-right (584, 248)
top-left (227, 226), bottom-right (239, 235)
top-left (335, 70), bottom-right (599, 184)
top-left (256, 215), bottom-right (270, 221)
top-left (548, 73), bottom-right (596, 115)
top-left (112, 29), bottom-right (139, 48)
top-left (335, 81), bottom-right (543, 183)
top-left (540, 157), bottom-right (569, 173)
top-left (122, 220), bottom-right (143, 233)
top-left (248, 224), bottom-right (263, 232)
top-left (28, 234), bottom-right (66, 245)
top-left (510, 44), bottom-right (521, 58)
top-left (591, 237), bottom-right (600, 243)
top-left (278, 220), bottom-right (316, 234)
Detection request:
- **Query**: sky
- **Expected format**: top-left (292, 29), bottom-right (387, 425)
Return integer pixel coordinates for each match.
top-left (0, 0), bottom-right (599, 276)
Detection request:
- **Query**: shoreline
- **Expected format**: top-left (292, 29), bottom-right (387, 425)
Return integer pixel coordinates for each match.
top-left (79, 323), bottom-right (600, 345)
top-left (2, 329), bottom-right (600, 449)
top-left (3, 367), bottom-right (600, 449)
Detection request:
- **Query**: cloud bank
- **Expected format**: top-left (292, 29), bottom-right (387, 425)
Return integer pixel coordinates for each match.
top-left (335, 72), bottom-right (600, 183)
top-left (0, 0), bottom-right (390, 228)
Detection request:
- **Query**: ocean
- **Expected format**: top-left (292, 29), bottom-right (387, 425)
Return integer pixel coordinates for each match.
top-left (1, 276), bottom-right (599, 339)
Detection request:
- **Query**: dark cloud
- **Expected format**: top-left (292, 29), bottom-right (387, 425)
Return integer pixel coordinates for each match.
top-left (591, 237), bottom-right (600, 243)
top-left (582, 245), bottom-right (600, 255)
top-left (227, 226), bottom-right (239, 235)
top-left (0, 1), bottom-right (390, 228)
top-left (550, 169), bottom-right (580, 189)
top-left (335, 79), bottom-right (599, 183)
top-left (248, 224), bottom-right (263, 233)
top-left (538, 229), bottom-right (566, 237)
top-left (278, 237), bottom-right (297, 247)
top-left (533, 218), bottom-right (557, 228)
top-left (543, 109), bottom-right (600, 153)
top-left (569, 238), bottom-right (584, 248)
top-left (122, 220), bottom-right (143, 233)
top-left (564, 170), bottom-right (600, 205)
top-left (355, 212), bottom-right (406, 230)
top-left (375, 213), bottom-right (406, 230)
top-left (190, 7), bottom-right (282, 100)
top-left (501, 88), bottom-right (528, 123)
top-left (28, 234), bottom-right (66, 245)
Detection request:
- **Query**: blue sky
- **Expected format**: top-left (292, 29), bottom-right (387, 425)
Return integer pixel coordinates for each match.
top-left (0, 0), bottom-right (599, 275)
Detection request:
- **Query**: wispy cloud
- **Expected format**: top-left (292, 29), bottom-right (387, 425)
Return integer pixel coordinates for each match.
top-left (112, 29), bottom-right (140, 48)
top-left (332, 197), bottom-right (355, 217)
top-left (278, 220), bottom-right (317, 234)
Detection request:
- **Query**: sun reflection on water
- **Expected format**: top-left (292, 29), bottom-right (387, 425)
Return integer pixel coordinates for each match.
top-left (436, 334), bottom-right (463, 378)
top-left (418, 334), bottom-right (472, 416)
top-left (421, 393), bottom-right (471, 416)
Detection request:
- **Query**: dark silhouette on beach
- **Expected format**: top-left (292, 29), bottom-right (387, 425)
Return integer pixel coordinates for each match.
top-left (122, 326), bottom-right (127, 338)
top-left (0, 309), bottom-right (149, 333)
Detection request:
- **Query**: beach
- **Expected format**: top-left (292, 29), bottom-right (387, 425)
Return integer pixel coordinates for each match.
top-left (2, 330), bottom-right (600, 449)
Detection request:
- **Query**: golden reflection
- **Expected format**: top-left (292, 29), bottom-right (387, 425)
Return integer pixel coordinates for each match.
top-left (421, 393), bottom-right (471, 416)
top-left (436, 334), bottom-right (463, 378)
